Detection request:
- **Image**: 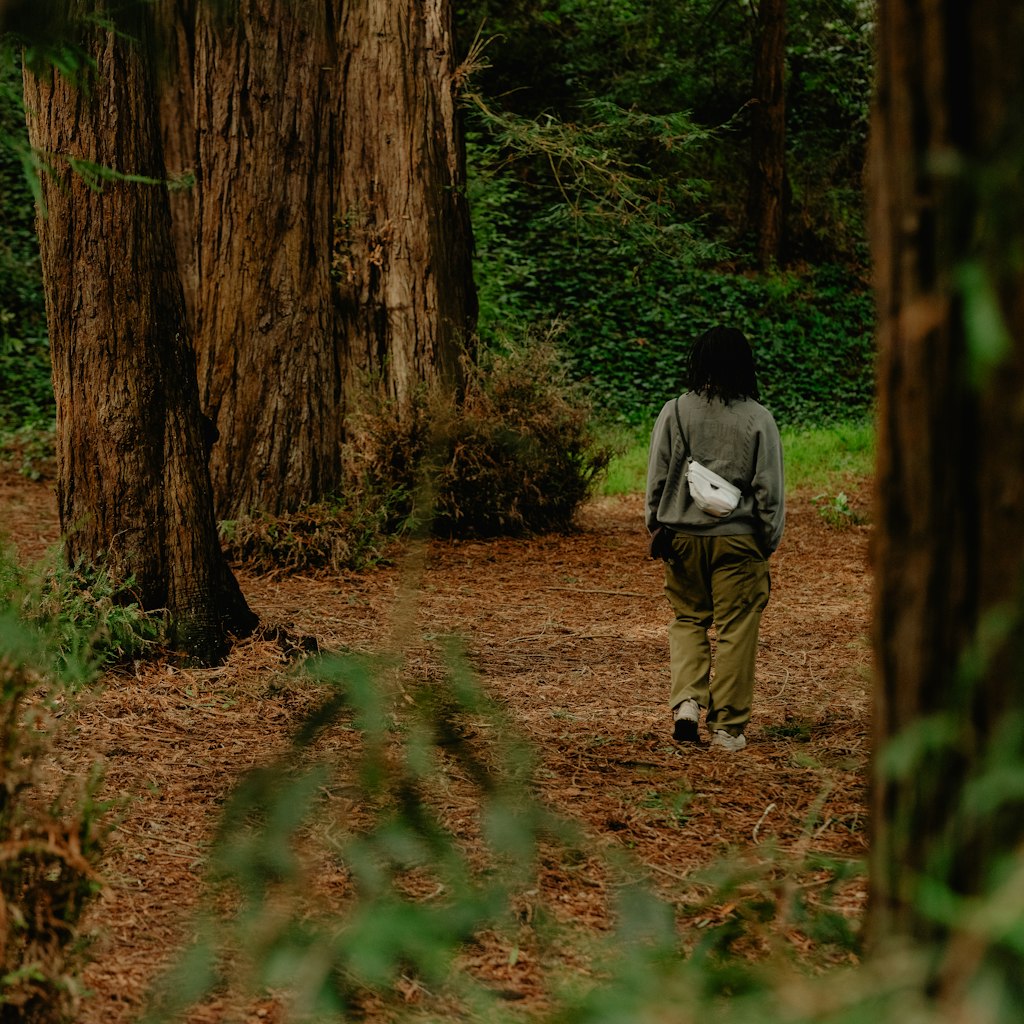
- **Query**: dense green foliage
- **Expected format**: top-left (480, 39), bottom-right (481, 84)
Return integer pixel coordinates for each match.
top-left (458, 0), bottom-right (872, 261)
top-left (456, 0), bottom-right (876, 427)
top-left (0, 51), bottom-right (51, 433)
top-left (474, 231), bottom-right (876, 425)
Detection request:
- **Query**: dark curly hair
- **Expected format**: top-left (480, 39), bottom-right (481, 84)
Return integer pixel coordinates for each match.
top-left (686, 326), bottom-right (761, 403)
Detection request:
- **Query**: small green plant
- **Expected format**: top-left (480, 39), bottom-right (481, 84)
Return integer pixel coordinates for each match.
top-left (812, 490), bottom-right (866, 529)
top-left (638, 786), bottom-right (693, 827)
top-left (1, 545), bottom-right (160, 680)
top-left (29, 565), bottom-right (159, 678)
top-left (762, 720), bottom-right (813, 743)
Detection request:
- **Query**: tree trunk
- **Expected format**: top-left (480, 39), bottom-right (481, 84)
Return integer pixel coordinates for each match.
top-left (22, 3), bottom-right (255, 663)
top-left (166, 0), bottom-right (343, 521)
top-left (155, 0), bottom-right (476, 519)
top-left (748, 0), bottom-right (786, 269)
top-left (869, 0), bottom-right (1024, 999)
top-left (153, 0), bottom-right (199, 332)
top-left (334, 0), bottom-right (477, 410)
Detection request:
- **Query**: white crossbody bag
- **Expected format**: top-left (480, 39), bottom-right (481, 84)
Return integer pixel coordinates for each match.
top-left (673, 399), bottom-right (742, 518)
top-left (685, 459), bottom-right (742, 517)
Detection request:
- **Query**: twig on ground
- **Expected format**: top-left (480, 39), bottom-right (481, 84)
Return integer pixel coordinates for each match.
top-left (753, 802), bottom-right (777, 843)
top-left (543, 587), bottom-right (659, 597)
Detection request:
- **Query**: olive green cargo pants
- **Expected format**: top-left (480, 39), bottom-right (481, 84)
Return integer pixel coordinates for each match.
top-left (664, 533), bottom-right (770, 736)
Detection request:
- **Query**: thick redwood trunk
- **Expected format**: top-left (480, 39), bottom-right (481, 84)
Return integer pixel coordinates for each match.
top-left (748, 0), bottom-right (786, 269)
top-left (869, 0), bottom-right (1024, 986)
top-left (22, 3), bottom-right (255, 662)
top-left (334, 0), bottom-right (477, 409)
top-left (155, 0), bottom-right (476, 519)
top-left (183, 0), bottom-right (342, 520)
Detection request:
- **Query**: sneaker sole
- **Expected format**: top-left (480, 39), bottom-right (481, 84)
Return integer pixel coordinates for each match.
top-left (711, 733), bottom-right (747, 751)
top-left (673, 718), bottom-right (700, 743)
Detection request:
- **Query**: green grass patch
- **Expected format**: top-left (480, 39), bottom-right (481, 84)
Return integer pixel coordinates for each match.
top-left (598, 417), bottom-right (875, 497)
top-left (595, 420), bottom-right (654, 497)
top-left (782, 418), bottom-right (874, 491)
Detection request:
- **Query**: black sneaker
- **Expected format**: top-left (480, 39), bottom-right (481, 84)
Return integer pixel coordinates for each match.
top-left (672, 717), bottom-right (700, 743)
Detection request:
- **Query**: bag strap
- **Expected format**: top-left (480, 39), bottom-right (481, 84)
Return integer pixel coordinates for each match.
top-left (656, 398), bottom-right (689, 516)
top-left (672, 396), bottom-right (691, 463)
top-left (677, 396), bottom-right (750, 498)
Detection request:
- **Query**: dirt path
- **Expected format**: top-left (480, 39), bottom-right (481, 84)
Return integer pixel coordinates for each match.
top-left (1, 468), bottom-right (872, 1022)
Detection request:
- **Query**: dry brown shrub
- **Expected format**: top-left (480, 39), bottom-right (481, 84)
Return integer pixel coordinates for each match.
top-left (345, 340), bottom-right (614, 539)
top-left (222, 341), bottom-right (613, 574)
top-left (0, 655), bottom-right (105, 1023)
top-left (219, 495), bottom-right (400, 575)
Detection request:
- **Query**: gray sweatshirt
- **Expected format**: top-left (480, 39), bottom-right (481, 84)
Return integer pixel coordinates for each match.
top-left (645, 391), bottom-right (785, 555)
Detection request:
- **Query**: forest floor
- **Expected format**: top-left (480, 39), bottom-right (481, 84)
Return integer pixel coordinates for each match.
top-left (1, 463), bottom-right (873, 1023)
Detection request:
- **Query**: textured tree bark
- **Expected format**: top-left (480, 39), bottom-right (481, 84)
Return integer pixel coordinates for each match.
top-left (154, 0), bottom-right (199, 330)
top-left (748, 0), bottom-right (786, 269)
top-left (165, 0), bottom-right (344, 521)
top-left (155, 0), bottom-right (476, 519)
top-left (869, 0), bottom-right (1024, 991)
top-left (22, 3), bottom-right (255, 662)
top-left (334, 0), bottom-right (477, 409)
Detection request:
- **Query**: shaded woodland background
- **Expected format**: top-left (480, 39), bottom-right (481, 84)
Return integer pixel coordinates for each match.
top-left (4, 2), bottom-right (1024, 1023)
top-left (2, 0), bottom-right (877, 439)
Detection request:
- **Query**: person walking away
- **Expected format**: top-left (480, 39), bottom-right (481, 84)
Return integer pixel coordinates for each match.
top-left (645, 326), bottom-right (785, 751)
